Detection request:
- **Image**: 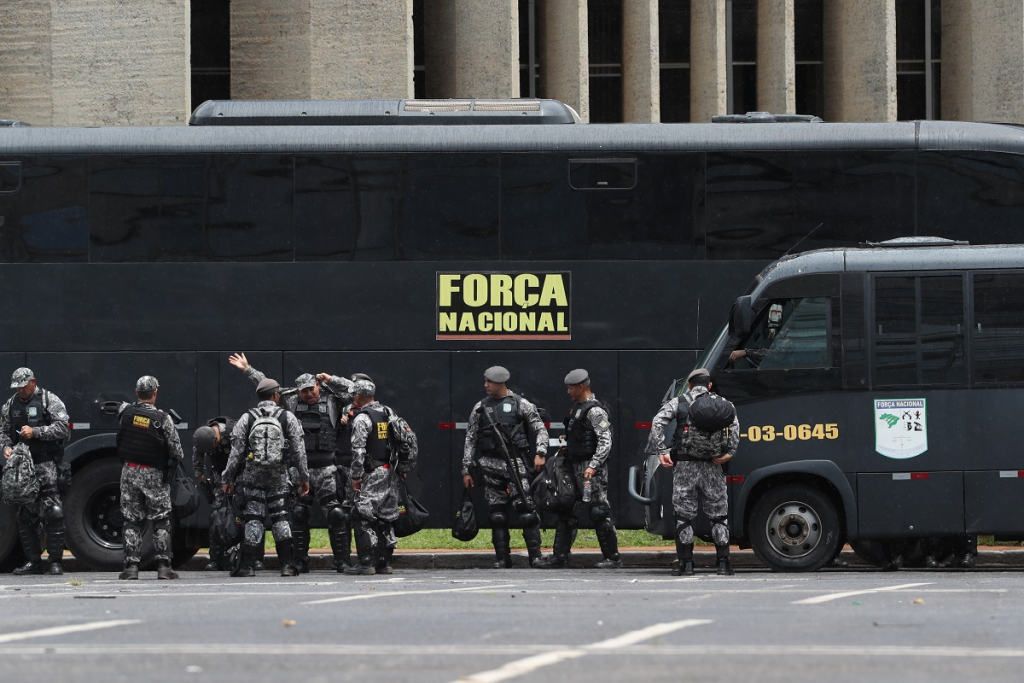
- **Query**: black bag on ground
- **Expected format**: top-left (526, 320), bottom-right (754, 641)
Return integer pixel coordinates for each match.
top-left (170, 464), bottom-right (201, 518)
top-left (451, 489), bottom-right (479, 542)
top-left (210, 505), bottom-right (243, 550)
top-left (532, 452), bottom-right (577, 514)
top-left (687, 393), bottom-right (737, 432)
top-left (394, 481), bottom-right (429, 537)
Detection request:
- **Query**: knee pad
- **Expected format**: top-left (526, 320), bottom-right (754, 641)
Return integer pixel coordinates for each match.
top-left (518, 511), bottom-right (540, 528)
top-left (291, 502), bottom-right (311, 524)
top-left (488, 507), bottom-right (509, 528)
top-left (327, 505), bottom-right (349, 526)
top-left (44, 504), bottom-right (64, 523)
top-left (589, 506), bottom-right (611, 525)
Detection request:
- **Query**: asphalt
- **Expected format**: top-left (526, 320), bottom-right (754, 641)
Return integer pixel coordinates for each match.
top-left (2, 568), bottom-right (1024, 683)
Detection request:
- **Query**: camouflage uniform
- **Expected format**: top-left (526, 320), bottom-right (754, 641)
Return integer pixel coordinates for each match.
top-left (650, 385), bottom-right (740, 570)
top-left (223, 400), bottom-right (308, 574)
top-left (244, 367), bottom-right (354, 569)
top-left (461, 393), bottom-right (547, 566)
top-left (349, 400), bottom-right (400, 570)
top-left (0, 384), bottom-right (70, 573)
top-left (117, 401), bottom-right (183, 566)
top-left (192, 418), bottom-right (234, 569)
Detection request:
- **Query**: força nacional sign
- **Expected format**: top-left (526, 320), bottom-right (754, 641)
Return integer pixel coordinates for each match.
top-left (436, 272), bottom-right (571, 340)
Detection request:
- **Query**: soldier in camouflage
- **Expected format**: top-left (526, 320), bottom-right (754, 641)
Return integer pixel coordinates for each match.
top-left (344, 380), bottom-right (402, 576)
top-left (462, 366), bottom-right (547, 568)
top-left (335, 373), bottom-right (378, 569)
top-left (229, 353), bottom-right (355, 572)
top-left (649, 368), bottom-right (739, 576)
top-left (116, 376), bottom-right (184, 580)
top-left (193, 418), bottom-right (236, 571)
top-left (1, 367), bottom-right (70, 576)
top-left (222, 378), bottom-right (309, 577)
top-left (536, 369), bottom-right (621, 569)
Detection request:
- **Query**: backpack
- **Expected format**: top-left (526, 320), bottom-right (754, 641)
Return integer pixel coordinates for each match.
top-left (683, 393), bottom-right (736, 461)
top-left (1, 443), bottom-right (39, 506)
top-left (384, 407), bottom-right (417, 467)
top-left (247, 407), bottom-right (286, 468)
top-left (530, 452), bottom-right (577, 514)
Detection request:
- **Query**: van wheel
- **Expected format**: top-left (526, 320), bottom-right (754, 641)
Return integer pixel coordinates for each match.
top-left (0, 501), bottom-right (26, 572)
top-left (65, 459), bottom-right (156, 571)
top-left (750, 484), bottom-right (841, 572)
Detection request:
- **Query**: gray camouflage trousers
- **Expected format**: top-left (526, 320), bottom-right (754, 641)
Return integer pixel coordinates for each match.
top-left (16, 461), bottom-right (63, 560)
top-left (477, 454), bottom-right (534, 509)
top-left (568, 459), bottom-right (611, 510)
top-left (237, 473), bottom-right (292, 550)
top-left (353, 464), bottom-right (399, 551)
top-left (120, 464), bottom-right (172, 564)
top-left (673, 460), bottom-right (729, 546)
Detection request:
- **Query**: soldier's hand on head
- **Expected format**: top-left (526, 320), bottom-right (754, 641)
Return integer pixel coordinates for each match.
top-left (463, 474), bottom-right (473, 489)
top-left (316, 373), bottom-right (332, 383)
top-left (19, 426), bottom-right (33, 439)
top-left (712, 453), bottom-right (733, 466)
top-left (534, 455), bottom-right (545, 472)
top-left (228, 353), bottom-right (250, 372)
top-left (300, 481), bottom-right (310, 497)
top-left (584, 467), bottom-right (596, 480)
top-left (658, 453), bottom-right (674, 468)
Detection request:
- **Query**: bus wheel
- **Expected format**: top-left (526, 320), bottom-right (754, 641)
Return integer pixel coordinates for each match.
top-left (750, 485), bottom-right (841, 572)
top-left (0, 501), bottom-right (26, 572)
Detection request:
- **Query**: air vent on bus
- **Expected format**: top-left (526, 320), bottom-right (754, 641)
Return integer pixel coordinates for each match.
top-left (861, 237), bottom-right (970, 248)
top-left (189, 99), bottom-right (581, 126)
top-left (712, 112), bottom-right (823, 123)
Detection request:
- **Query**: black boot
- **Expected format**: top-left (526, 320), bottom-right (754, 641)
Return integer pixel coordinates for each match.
top-left (376, 546), bottom-right (394, 575)
top-left (715, 544), bottom-right (734, 576)
top-left (523, 526), bottom-right (543, 568)
top-left (45, 519), bottom-right (65, 574)
top-left (157, 559), bottom-right (179, 580)
top-left (672, 538), bottom-right (695, 576)
top-left (277, 538), bottom-right (299, 577)
top-left (291, 525), bottom-right (310, 574)
top-left (594, 520), bottom-right (622, 569)
top-left (231, 545), bottom-right (258, 578)
top-left (205, 543), bottom-right (228, 572)
top-left (119, 562), bottom-right (139, 580)
top-left (254, 544), bottom-right (266, 571)
top-left (330, 522), bottom-right (353, 571)
top-left (13, 522), bottom-right (44, 575)
top-left (343, 523), bottom-right (377, 575)
top-left (535, 521), bottom-right (572, 569)
top-left (491, 527), bottom-right (512, 569)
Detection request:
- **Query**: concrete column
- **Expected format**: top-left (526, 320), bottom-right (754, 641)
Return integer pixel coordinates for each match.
top-left (542, 0), bottom-right (589, 122)
top-left (0, 0), bottom-right (189, 126)
top-left (690, 0), bottom-right (727, 123)
top-left (823, 0), bottom-right (896, 122)
top-left (622, 0), bottom-right (660, 122)
top-left (942, 0), bottom-right (1024, 123)
top-left (757, 0), bottom-right (795, 114)
top-left (231, 0), bottom-right (311, 100)
top-left (425, 0), bottom-right (519, 99)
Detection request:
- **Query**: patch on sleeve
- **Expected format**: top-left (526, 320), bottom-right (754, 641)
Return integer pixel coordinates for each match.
top-left (598, 420), bottom-right (610, 430)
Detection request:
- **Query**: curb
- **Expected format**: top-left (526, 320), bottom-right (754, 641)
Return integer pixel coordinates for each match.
top-left (61, 548), bottom-right (1024, 572)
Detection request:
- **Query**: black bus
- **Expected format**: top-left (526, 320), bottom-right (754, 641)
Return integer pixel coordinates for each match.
top-left (633, 238), bottom-right (1024, 572)
top-left (1, 99), bottom-right (1023, 571)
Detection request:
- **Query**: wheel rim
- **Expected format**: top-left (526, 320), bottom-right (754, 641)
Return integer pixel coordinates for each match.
top-left (764, 500), bottom-right (822, 559)
top-left (83, 483), bottom-right (124, 550)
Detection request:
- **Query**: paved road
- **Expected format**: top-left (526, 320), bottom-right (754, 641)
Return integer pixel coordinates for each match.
top-left (2, 567), bottom-right (1023, 683)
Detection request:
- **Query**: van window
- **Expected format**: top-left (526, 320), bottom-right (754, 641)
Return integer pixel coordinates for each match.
top-left (973, 272), bottom-right (1024, 384)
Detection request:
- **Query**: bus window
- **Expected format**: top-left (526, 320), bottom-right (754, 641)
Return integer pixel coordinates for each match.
top-left (728, 297), bottom-right (830, 370)
top-left (972, 272), bottom-right (1024, 384)
top-left (873, 275), bottom-right (965, 387)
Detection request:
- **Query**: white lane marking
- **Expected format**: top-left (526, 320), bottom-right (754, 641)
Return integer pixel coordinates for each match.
top-left (454, 619), bottom-right (711, 683)
top-left (303, 583), bottom-right (518, 605)
top-left (0, 620), bottom-right (141, 644)
top-left (793, 582), bottom-right (933, 605)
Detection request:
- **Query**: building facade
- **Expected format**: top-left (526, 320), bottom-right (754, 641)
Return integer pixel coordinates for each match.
top-left (0, 0), bottom-right (1021, 126)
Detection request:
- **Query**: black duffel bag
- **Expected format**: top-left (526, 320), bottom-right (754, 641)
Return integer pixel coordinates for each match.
top-left (394, 481), bottom-right (430, 537)
top-left (170, 463), bottom-right (201, 519)
top-left (531, 452), bottom-right (577, 514)
top-left (451, 489), bottom-right (479, 542)
top-left (687, 392), bottom-right (737, 432)
top-left (209, 505), bottom-right (243, 550)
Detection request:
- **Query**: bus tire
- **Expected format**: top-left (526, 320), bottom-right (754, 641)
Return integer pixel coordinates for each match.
top-left (0, 501), bottom-right (26, 572)
top-left (65, 458), bottom-right (156, 572)
top-left (749, 484), bottom-right (841, 572)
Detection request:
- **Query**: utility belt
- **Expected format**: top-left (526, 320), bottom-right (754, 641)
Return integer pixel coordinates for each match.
top-left (335, 453), bottom-right (353, 467)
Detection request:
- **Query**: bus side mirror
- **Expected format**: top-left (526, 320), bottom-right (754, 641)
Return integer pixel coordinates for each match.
top-left (729, 295), bottom-right (753, 337)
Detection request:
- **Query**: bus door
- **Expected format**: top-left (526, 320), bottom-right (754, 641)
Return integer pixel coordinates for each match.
top-left (858, 273), bottom-right (968, 538)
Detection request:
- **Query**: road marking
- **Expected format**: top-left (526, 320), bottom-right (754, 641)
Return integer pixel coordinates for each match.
top-left (793, 582), bottom-right (933, 605)
top-left (0, 620), bottom-right (140, 644)
top-left (453, 619), bottom-right (711, 683)
top-left (303, 583), bottom-right (518, 605)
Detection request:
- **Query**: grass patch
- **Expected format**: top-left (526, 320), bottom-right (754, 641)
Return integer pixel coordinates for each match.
top-left (288, 527), bottom-right (675, 550)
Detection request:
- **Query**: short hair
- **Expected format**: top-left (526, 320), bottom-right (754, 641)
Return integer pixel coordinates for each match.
top-left (689, 374), bottom-right (712, 388)
top-left (137, 389), bottom-right (155, 400)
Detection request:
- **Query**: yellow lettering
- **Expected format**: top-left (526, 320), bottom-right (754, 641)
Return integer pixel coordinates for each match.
top-left (519, 312), bottom-right (536, 331)
top-left (490, 274), bottom-right (513, 307)
top-left (557, 312), bottom-right (568, 331)
top-left (439, 274), bottom-right (461, 307)
top-left (539, 274), bottom-right (568, 307)
top-left (458, 314), bottom-right (476, 332)
top-left (538, 313), bottom-right (554, 332)
top-left (463, 274), bottom-right (487, 307)
top-left (132, 415), bottom-right (151, 429)
top-left (377, 422), bottom-right (388, 439)
top-left (503, 312), bottom-right (517, 330)
top-left (478, 312), bottom-right (493, 332)
top-left (439, 312), bottom-right (457, 332)
top-left (513, 274), bottom-right (540, 308)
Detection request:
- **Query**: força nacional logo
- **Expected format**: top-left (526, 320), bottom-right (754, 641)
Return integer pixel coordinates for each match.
top-left (874, 398), bottom-right (927, 459)
top-left (436, 272), bottom-right (571, 340)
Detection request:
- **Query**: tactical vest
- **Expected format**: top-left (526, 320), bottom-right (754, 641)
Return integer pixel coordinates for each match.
top-left (565, 400), bottom-right (607, 461)
top-left (117, 403), bottom-right (171, 469)
top-left (335, 406), bottom-right (357, 466)
top-left (358, 406), bottom-right (391, 469)
top-left (294, 398), bottom-right (337, 468)
top-left (7, 391), bottom-right (61, 462)
top-left (205, 416), bottom-right (236, 471)
top-left (670, 394), bottom-right (696, 459)
top-left (475, 394), bottom-right (530, 459)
